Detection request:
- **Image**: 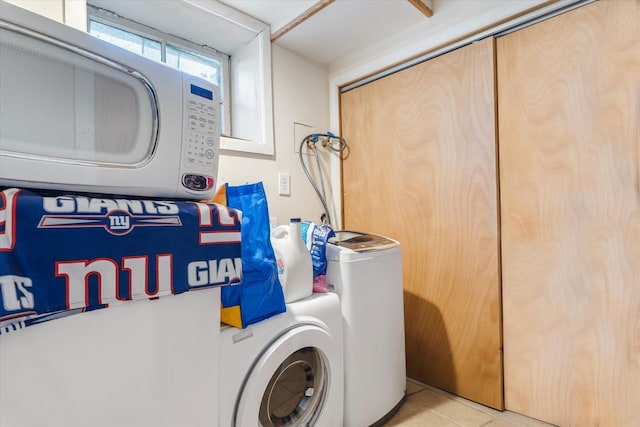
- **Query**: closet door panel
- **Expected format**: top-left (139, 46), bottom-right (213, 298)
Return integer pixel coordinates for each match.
top-left (340, 37), bottom-right (502, 409)
top-left (498, 0), bottom-right (640, 425)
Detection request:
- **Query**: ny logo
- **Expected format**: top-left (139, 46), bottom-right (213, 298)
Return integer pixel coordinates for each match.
top-left (109, 214), bottom-right (131, 230)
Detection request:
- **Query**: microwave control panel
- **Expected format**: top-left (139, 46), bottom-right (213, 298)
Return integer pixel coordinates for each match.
top-left (182, 80), bottom-right (219, 192)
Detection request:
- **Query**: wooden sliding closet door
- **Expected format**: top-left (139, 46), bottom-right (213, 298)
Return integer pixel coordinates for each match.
top-left (498, 0), bottom-right (640, 425)
top-left (340, 38), bottom-right (502, 409)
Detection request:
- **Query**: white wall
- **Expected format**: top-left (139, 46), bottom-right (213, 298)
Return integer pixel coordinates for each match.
top-left (218, 44), bottom-right (333, 228)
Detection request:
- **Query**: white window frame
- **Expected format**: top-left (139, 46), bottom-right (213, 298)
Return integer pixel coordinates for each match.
top-left (179, 0), bottom-right (274, 156)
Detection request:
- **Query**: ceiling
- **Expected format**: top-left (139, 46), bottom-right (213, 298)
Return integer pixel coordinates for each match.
top-left (209, 0), bottom-right (564, 69)
top-left (218, 0), bottom-right (433, 65)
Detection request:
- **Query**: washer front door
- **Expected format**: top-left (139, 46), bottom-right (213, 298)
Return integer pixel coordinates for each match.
top-left (234, 325), bottom-right (341, 427)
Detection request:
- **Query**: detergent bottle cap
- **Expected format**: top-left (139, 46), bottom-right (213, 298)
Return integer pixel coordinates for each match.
top-left (290, 218), bottom-right (301, 223)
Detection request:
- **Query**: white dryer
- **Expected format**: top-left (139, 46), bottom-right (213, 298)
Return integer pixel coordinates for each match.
top-left (326, 231), bottom-right (406, 427)
top-left (219, 292), bottom-right (343, 427)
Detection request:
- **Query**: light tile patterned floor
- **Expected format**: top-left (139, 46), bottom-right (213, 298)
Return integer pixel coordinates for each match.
top-left (385, 379), bottom-right (557, 427)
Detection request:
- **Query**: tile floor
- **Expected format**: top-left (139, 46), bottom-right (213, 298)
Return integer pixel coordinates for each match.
top-left (384, 379), bottom-right (556, 427)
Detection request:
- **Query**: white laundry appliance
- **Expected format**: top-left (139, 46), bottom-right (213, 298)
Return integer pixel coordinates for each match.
top-left (326, 231), bottom-right (406, 427)
top-left (219, 292), bottom-right (343, 427)
top-left (0, 287), bottom-right (222, 427)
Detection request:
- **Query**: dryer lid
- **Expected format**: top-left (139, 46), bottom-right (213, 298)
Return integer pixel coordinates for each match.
top-left (329, 231), bottom-right (398, 252)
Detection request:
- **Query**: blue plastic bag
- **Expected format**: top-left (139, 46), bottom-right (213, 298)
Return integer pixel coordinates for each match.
top-left (221, 182), bottom-right (286, 328)
top-left (301, 221), bottom-right (335, 278)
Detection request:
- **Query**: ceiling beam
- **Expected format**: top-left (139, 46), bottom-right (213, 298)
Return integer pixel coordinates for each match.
top-left (407, 0), bottom-right (434, 18)
top-left (271, 0), bottom-right (335, 42)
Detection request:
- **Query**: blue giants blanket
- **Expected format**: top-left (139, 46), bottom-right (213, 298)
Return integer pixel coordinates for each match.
top-left (0, 188), bottom-right (242, 335)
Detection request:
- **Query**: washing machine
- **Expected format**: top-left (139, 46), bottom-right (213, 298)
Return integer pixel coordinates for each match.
top-left (219, 292), bottom-right (343, 427)
top-left (326, 231), bottom-right (406, 427)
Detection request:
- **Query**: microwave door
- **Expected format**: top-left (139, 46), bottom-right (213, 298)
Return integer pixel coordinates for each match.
top-left (0, 23), bottom-right (158, 168)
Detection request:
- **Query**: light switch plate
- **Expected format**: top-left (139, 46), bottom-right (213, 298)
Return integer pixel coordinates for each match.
top-left (278, 172), bottom-right (291, 196)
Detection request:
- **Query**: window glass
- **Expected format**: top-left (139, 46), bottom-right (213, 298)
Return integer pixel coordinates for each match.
top-left (166, 44), bottom-right (220, 88)
top-left (88, 20), bottom-right (161, 62)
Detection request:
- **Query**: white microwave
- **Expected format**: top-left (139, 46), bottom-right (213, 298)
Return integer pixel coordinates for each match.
top-left (0, 2), bottom-right (221, 199)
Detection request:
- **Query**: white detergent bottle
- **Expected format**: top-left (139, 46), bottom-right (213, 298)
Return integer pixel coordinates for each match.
top-left (270, 218), bottom-right (313, 303)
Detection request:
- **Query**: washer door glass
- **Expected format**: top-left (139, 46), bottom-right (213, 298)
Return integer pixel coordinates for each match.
top-left (258, 347), bottom-right (327, 426)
